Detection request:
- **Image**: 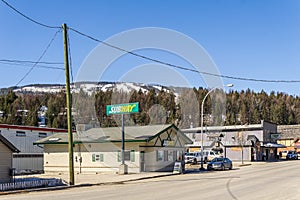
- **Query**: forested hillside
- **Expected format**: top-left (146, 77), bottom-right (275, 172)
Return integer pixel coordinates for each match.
top-left (0, 87), bottom-right (299, 129)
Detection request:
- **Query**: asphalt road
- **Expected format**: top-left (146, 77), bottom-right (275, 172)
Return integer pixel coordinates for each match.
top-left (2, 160), bottom-right (300, 200)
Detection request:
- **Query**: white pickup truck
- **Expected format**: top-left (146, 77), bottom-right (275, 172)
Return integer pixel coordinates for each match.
top-left (184, 152), bottom-right (201, 164)
top-left (185, 150), bottom-right (221, 164)
top-left (202, 150), bottom-right (221, 162)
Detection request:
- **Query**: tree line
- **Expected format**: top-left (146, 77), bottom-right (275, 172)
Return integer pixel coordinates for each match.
top-left (0, 87), bottom-right (299, 129)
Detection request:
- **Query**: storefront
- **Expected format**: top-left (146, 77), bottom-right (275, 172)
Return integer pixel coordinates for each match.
top-left (34, 124), bottom-right (192, 174)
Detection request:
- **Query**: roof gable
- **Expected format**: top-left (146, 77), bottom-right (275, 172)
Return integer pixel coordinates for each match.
top-left (0, 134), bottom-right (20, 152)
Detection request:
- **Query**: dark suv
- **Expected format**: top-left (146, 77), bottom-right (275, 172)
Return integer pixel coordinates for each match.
top-left (286, 151), bottom-right (298, 160)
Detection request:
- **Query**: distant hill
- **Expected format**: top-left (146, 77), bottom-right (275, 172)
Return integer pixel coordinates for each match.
top-left (8, 82), bottom-right (177, 95)
top-left (2, 82), bottom-right (300, 128)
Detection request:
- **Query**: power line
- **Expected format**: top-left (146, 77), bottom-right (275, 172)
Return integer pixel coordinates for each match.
top-left (1, 0), bottom-right (60, 29)
top-left (0, 59), bottom-right (64, 70)
top-left (2, 0), bottom-right (299, 84)
top-left (69, 27), bottom-right (300, 84)
top-left (0, 59), bottom-right (63, 65)
top-left (0, 61), bottom-right (64, 70)
top-left (15, 29), bottom-right (61, 86)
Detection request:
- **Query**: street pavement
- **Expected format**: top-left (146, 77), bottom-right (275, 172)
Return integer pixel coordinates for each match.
top-left (2, 160), bottom-right (296, 200)
top-left (0, 161), bottom-right (257, 195)
top-left (24, 161), bottom-right (253, 185)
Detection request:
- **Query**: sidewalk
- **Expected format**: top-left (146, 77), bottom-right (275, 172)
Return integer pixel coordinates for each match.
top-left (38, 171), bottom-right (178, 186)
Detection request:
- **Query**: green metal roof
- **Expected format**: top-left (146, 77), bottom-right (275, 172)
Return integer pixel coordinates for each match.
top-left (34, 124), bottom-right (192, 145)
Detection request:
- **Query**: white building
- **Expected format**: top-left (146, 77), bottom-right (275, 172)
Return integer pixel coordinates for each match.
top-left (34, 124), bottom-right (192, 174)
top-left (0, 124), bottom-right (68, 174)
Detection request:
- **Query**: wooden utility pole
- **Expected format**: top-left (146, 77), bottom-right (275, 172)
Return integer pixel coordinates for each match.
top-left (62, 23), bottom-right (74, 185)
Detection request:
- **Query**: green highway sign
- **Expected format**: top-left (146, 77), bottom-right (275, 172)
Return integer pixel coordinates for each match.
top-left (106, 102), bottom-right (139, 115)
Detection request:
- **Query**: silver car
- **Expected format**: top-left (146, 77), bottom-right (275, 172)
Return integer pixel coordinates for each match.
top-left (207, 157), bottom-right (233, 171)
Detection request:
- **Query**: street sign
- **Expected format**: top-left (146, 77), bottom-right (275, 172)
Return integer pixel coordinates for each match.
top-left (106, 102), bottom-right (139, 174)
top-left (173, 161), bottom-right (182, 174)
top-left (106, 102), bottom-right (139, 115)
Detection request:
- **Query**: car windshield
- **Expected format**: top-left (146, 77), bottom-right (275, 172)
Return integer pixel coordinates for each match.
top-left (185, 153), bottom-right (195, 156)
top-left (212, 158), bottom-right (223, 162)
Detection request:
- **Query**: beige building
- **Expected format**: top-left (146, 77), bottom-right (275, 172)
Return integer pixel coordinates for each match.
top-left (0, 135), bottom-right (19, 183)
top-left (183, 121), bottom-right (282, 162)
top-left (34, 124), bottom-right (192, 174)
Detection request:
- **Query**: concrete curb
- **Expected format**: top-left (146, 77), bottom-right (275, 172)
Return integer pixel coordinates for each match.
top-left (237, 164), bottom-right (252, 167)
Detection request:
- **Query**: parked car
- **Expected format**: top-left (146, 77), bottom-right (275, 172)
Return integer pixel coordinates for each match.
top-left (184, 152), bottom-right (201, 164)
top-left (207, 157), bottom-right (233, 171)
top-left (279, 150), bottom-right (289, 159)
top-left (202, 150), bottom-right (222, 162)
top-left (286, 151), bottom-right (298, 160)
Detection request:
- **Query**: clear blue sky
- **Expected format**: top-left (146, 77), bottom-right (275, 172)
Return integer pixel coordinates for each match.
top-left (1, 0), bottom-right (300, 95)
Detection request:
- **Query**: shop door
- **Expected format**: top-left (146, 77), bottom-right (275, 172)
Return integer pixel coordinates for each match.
top-left (140, 151), bottom-right (145, 172)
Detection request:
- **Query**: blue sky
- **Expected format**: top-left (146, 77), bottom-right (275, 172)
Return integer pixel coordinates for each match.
top-left (1, 0), bottom-right (300, 95)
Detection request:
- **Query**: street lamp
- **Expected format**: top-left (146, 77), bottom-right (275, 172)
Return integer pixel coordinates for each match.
top-left (200, 83), bottom-right (233, 170)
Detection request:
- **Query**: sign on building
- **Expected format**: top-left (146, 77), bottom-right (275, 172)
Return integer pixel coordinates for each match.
top-left (106, 102), bottom-right (139, 115)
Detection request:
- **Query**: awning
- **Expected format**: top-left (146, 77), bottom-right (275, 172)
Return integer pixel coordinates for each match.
top-left (263, 143), bottom-right (286, 148)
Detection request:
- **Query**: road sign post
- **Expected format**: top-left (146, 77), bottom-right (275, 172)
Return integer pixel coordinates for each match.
top-left (106, 102), bottom-right (139, 174)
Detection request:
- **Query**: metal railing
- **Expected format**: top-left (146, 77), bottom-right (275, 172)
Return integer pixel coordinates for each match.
top-left (0, 178), bottom-right (64, 191)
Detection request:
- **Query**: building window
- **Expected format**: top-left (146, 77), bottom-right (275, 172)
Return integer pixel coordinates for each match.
top-left (16, 131), bottom-right (26, 137)
top-left (117, 150), bottom-right (121, 162)
top-left (157, 150), bottom-right (164, 161)
top-left (124, 151), bottom-right (131, 161)
top-left (130, 150), bottom-right (135, 162)
top-left (39, 132), bottom-right (47, 138)
top-left (164, 150), bottom-right (168, 161)
top-left (117, 150), bottom-right (135, 162)
top-left (92, 153), bottom-right (104, 162)
top-left (168, 150), bottom-right (173, 161)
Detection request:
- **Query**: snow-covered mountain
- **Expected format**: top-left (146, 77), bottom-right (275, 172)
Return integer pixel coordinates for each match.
top-left (11, 82), bottom-right (175, 95)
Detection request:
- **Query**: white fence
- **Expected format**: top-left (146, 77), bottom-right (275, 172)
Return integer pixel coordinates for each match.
top-left (0, 178), bottom-right (64, 191)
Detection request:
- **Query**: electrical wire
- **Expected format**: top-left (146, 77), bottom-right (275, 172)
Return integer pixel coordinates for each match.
top-left (0, 59), bottom-right (64, 70)
top-left (15, 29), bottom-right (61, 86)
top-left (2, 0), bottom-right (299, 84)
top-left (1, 0), bottom-right (60, 29)
top-left (0, 61), bottom-right (64, 70)
top-left (69, 27), bottom-right (300, 84)
top-left (0, 59), bottom-right (63, 65)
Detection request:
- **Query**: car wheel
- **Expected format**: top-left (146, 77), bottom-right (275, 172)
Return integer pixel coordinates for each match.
top-left (221, 165), bottom-right (225, 171)
top-left (193, 158), bottom-right (197, 164)
top-left (229, 164), bottom-right (233, 170)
